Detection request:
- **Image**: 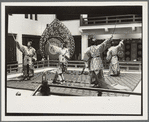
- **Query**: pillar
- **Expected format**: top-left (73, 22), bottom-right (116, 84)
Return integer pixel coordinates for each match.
top-left (16, 33), bottom-right (23, 66)
top-left (81, 34), bottom-right (88, 59)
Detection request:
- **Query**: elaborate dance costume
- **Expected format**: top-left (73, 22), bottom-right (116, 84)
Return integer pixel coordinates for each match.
top-left (49, 44), bottom-right (70, 84)
top-left (106, 40), bottom-right (124, 76)
top-left (83, 38), bottom-right (130, 91)
top-left (83, 36), bottom-right (114, 88)
top-left (16, 41), bottom-right (37, 80)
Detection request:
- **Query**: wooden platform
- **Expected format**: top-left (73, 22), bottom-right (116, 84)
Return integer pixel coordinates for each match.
top-left (7, 71), bottom-right (141, 96)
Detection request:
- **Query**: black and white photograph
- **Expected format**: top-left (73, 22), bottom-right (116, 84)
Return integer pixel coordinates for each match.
top-left (1, 2), bottom-right (148, 121)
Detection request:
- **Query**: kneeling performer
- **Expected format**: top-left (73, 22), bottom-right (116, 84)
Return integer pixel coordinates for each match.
top-left (49, 42), bottom-right (70, 84)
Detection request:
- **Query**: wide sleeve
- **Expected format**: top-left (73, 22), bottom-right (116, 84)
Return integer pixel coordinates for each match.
top-left (82, 47), bottom-right (91, 61)
top-left (16, 41), bottom-right (25, 53)
top-left (65, 49), bottom-right (70, 59)
top-left (106, 49), bottom-right (112, 61)
top-left (50, 45), bottom-right (61, 54)
top-left (32, 49), bottom-right (37, 61)
top-left (97, 36), bottom-right (113, 53)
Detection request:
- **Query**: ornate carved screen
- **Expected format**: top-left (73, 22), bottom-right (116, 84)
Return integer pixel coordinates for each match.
top-left (40, 19), bottom-right (75, 60)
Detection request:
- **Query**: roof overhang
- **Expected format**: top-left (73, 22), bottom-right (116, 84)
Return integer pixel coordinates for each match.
top-left (79, 23), bottom-right (142, 33)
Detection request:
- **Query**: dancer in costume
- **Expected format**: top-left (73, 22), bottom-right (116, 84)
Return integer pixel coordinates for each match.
top-left (83, 37), bottom-right (130, 91)
top-left (15, 39), bottom-right (37, 80)
top-left (49, 42), bottom-right (70, 84)
top-left (106, 40), bottom-right (124, 76)
top-left (83, 35), bottom-right (113, 88)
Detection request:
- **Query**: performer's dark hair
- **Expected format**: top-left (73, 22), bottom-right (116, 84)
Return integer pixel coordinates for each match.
top-left (28, 39), bottom-right (33, 42)
top-left (28, 39), bottom-right (33, 44)
top-left (90, 38), bottom-right (97, 45)
top-left (110, 41), bottom-right (114, 46)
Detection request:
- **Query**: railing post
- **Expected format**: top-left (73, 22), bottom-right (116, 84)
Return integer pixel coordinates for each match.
top-left (16, 64), bottom-right (18, 73)
top-left (37, 61), bottom-right (38, 68)
top-left (48, 60), bottom-right (49, 67)
top-left (127, 66), bottom-right (129, 71)
top-left (133, 15), bottom-right (135, 22)
top-left (106, 16), bottom-right (108, 24)
top-left (17, 64), bottom-right (19, 72)
top-left (10, 66), bottom-right (11, 73)
top-left (80, 15), bottom-right (83, 26)
top-left (7, 66), bottom-right (9, 73)
top-left (119, 19), bottom-right (121, 23)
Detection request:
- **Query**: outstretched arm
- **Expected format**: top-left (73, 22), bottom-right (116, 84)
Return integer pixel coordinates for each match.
top-left (49, 44), bottom-right (61, 54)
top-left (62, 49), bottom-right (70, 60)
top-left (117, 40), bottom-right (124, 48)
top-left (97, 35), bottom-right (113, 52)
top-left (32, 50), bottom-right (37, 61)
top-left (16, 41), bottom-right (25, 53)
top-left (83, 47), bottom-right (91, 61)
top-left (106, 49), bottom-right (112, 62)
top-left (11, 33), bottom-right (25, 53)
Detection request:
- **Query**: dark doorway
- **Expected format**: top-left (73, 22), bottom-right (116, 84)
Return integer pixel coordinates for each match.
top-left (71, 36), bottom-right (81, 60)
top-left (7, 34), bottom-right (17, 65)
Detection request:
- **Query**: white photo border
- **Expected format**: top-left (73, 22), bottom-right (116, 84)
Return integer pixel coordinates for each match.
top-left (1, 2), bottom-right (148, 121)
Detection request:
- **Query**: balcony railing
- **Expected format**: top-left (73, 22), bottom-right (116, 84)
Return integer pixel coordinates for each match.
top-left (80, 14), bottom-right (142, 26)
top-left (7, 60), bottom-right (141, 74)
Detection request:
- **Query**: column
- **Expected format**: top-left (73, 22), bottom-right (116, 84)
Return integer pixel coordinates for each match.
top-left (81, 34), bottom-right (88, 59)
top-left (16, 33), bottom-right (23, 65)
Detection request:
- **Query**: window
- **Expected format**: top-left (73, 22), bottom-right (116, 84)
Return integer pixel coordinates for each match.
top-left (25, 14), bottom-right (28, 18)
top-left (71, 36), bottom-right (81, 60)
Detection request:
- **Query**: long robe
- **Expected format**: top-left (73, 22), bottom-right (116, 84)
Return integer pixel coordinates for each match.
top-left (106, 41), bottom-right (124, 76)
top-left (50, 45), bottom-right (70, 82)
top-left (83, 39), bottom-right (130, 91)
top-left (83, 37), bottom-right (112, 88)
top-left (16, 42), bottom-right (37, 77)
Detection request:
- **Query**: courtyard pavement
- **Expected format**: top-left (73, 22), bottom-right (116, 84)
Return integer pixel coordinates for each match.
top-left (7, 67), bottom-right (141, 97)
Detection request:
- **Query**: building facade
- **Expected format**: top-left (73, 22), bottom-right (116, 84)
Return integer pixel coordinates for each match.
top-left (7, 14), bottom-right (142, 65)
top-left (80, 14), bottom-right (142, 62)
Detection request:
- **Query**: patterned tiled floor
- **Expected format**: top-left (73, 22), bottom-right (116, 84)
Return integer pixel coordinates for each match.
top-left (7, 70), bottom-right (141, 96)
